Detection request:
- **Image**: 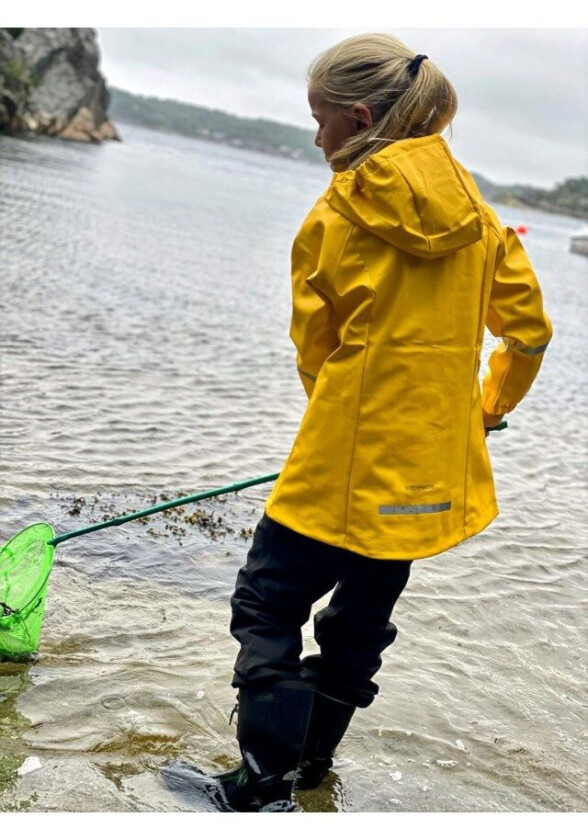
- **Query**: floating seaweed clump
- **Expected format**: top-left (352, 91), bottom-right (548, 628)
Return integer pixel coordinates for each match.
top-left (54, 492), bottom-right (248, 545)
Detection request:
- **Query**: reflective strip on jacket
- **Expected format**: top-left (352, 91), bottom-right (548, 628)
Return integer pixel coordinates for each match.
top-left (265, 134), bottom-right (553, 560)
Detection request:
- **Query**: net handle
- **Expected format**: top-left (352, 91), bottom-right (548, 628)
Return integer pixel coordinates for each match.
top-left (49, 472), bottom-right (280, 547)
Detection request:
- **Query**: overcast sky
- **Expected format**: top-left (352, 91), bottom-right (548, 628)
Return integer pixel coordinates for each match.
top-left (16, 0), bottom-right (584, 188)
top-left (95, 27), bottom-right (587, 188)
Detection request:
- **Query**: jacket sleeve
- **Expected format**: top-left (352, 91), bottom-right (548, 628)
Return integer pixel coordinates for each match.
top-left (290, 272), bottom-right (339, 399)
top-left (482, 226), bottom-right (553, 415)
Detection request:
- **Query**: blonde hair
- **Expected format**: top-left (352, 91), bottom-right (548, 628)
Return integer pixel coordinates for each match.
top-left (308, 33), bottom-right (458, 171)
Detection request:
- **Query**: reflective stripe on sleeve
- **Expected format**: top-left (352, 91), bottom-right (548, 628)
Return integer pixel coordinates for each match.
top-left (504, 339), bottom-right (550, 356)
top-left (379, 502), bottom-right (452, 515)
top-left (298, 368), bottom-right (317, 382)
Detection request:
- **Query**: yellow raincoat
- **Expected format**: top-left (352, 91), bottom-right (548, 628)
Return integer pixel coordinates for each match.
top-left (265, 134), bottom-right (552, 560)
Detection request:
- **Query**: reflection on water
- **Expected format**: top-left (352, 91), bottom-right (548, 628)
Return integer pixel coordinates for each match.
top-left (0, 662), bottom-right (33, 808)
top-left (0, 125), bottom-right (587, 811)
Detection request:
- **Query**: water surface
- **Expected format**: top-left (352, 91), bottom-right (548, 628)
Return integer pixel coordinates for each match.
top-left (0, 124), bottom-right (586, 812)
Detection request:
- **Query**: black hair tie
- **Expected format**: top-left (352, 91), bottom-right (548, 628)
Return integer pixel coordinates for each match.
top-left (407, 54), bottom-right (428, 78)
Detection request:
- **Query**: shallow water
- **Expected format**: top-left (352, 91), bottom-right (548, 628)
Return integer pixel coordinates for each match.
top-left (0, 124), bottom-right (586, 812)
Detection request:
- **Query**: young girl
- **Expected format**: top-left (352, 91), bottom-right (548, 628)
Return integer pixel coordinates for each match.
top-left (186, 32), bottom-right (552, 812)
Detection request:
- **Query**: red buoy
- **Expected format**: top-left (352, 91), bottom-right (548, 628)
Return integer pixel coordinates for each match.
top-left (516, 224), bottom-right (528, 235)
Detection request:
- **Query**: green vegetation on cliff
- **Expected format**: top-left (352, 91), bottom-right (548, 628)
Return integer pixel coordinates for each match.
top-left (0, 29), bottom-right (36, 128)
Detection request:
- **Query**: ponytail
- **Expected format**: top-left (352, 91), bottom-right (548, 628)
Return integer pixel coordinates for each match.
top-left (308, 33), bottom-right (458, 171)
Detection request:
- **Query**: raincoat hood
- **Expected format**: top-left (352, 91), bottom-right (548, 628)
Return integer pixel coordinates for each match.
top-left (325, 134), bottom-right (484, 259)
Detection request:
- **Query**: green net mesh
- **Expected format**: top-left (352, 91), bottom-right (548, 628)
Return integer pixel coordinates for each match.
top-left (0, 523), bottom-right (55, 660)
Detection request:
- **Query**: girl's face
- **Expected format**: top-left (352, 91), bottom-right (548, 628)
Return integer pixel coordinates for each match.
top-left (308, 86), bottom-right (372, 165)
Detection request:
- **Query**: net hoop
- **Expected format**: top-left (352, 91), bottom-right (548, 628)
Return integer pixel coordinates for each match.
top-left (0, 522), bottom-right (56, 658)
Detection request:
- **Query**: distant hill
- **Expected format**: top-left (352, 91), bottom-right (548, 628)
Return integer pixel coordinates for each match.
top-left (109, 87), bottom-right (323, 165)
top-left (109, 88), bottom-right (588, 220)
top-left (470, 172), bottom-right (499, 199)
top-left (477, 175), bottom-right (588, 220)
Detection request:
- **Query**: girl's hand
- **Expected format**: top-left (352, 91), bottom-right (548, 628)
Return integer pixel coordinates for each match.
top-left (483, 410), bottom-right (505, 438)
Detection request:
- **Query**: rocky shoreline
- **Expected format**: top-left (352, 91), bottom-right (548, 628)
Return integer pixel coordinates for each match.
top-left (0, 28), bottom-right (120, 144)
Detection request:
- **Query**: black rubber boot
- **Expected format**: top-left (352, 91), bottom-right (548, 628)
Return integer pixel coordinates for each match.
top-left (295, 690), bottom-right (356, 790)
top-left (170, 679), bottom-right (314, 812)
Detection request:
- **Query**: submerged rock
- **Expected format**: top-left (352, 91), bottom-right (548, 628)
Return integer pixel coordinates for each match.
top-left (17, 756), bottom-right (42, 776)
top-left (0, 28), bottom-right (120, 143)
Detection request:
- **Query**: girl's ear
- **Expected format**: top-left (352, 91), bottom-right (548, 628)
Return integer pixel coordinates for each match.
top-left (352, 102), bottom-right (373, 130)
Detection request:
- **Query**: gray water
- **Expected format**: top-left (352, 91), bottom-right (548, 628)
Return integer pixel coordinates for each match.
top-left (0, 123), bottom-right (586, 813)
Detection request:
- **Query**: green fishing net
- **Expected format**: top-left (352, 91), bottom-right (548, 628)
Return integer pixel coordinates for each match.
top-left (0, 523), bottom-right (55, 660)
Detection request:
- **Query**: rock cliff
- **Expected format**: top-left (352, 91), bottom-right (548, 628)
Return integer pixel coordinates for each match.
top-left (0, 28), bottom-right (120, 142)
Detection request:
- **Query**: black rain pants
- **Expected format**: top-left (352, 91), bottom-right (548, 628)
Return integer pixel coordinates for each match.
top-left (230, 513), bottom-right (412, 708)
